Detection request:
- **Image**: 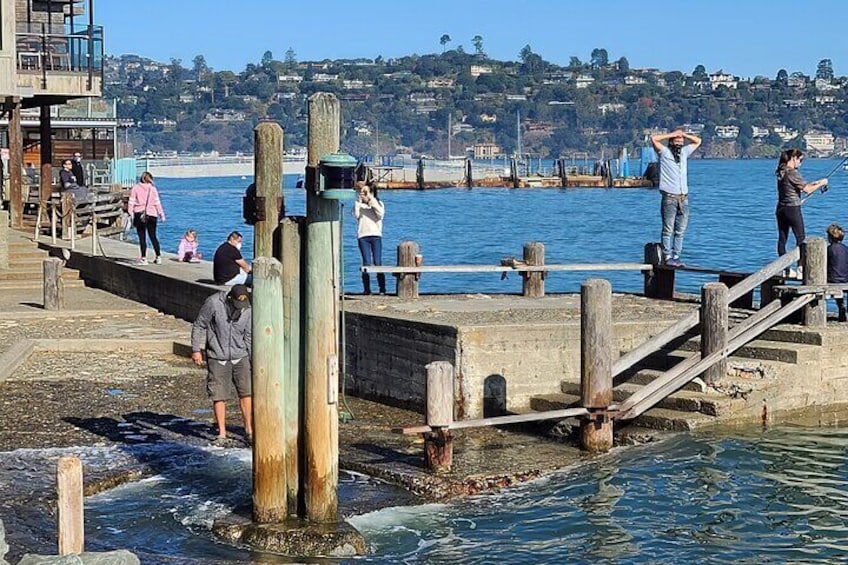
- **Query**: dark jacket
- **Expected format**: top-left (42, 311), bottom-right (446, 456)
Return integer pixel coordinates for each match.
top-left (191, 291), bottom-right (252, 360)
top-left (71, 159), bottom-right (86, 187)
top-left (828, 242), bottom-right (848, 283)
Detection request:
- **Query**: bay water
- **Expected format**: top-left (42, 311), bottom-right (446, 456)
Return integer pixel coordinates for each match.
top-left (9, 159), bottom-right (848, 563)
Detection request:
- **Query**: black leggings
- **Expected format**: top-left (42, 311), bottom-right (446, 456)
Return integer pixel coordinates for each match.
top-left (776, 205), bottom-right (805, 263)
top-left (135, 214), bottom-right (160, 257)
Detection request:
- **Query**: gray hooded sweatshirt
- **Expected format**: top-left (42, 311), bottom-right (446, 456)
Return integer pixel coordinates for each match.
top-left (191, 291), bottom-right (252, 361)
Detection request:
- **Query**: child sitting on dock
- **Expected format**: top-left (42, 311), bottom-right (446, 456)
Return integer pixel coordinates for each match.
top-left (178, 229), bottom-right (203, 263)
top-left (826, 223), bottom-right (848, 322)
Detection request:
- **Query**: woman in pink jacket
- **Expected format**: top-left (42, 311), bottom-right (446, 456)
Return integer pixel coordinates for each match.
top-left (127, 171), bottom-right (166, 265)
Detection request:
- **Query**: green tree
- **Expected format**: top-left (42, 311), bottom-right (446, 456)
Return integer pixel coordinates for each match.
top-left (192, 55), bottom-right (209, 80)
top-left (568, 56), bottom-right (583, 69)
top-left (693, 65), bottom-right (707, 80)
top-left (590, 48), bottom-right (609, 68)
top-left (816, 58), bottom-right (834, 80)
top-left (616, 56), bottom-right (629, 72)
top-left (261, 50), bottom-right (273, 68)
top-left (284, 48), bottom-right (297, 69)
top-left (440, 34), bottom-right (451, 53)
top-left (472, 35), bottom-right (484, 55)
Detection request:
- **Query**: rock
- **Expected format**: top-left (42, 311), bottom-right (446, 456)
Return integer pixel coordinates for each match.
top-left (16, 551), bottom-right (140, 565)
top-left (213, 518), bottom-right (366, 558)
top-left (0, 519), bottom-right (8, 565)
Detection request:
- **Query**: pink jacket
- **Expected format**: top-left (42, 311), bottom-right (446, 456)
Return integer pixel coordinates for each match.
top-left (128, 182), bottom-right (165, 220)
top-left (177, 237), bottom-right (198, 261)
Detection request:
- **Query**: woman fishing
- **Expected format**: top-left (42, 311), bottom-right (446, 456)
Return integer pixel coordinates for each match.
top-left (775, 148), bottom-right (828, 278)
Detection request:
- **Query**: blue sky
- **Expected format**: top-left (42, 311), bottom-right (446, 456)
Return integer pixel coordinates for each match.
top-left (99, 0), bottom-right (848, 78)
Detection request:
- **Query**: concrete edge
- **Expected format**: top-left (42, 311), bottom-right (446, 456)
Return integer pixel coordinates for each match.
top-left (3, 308), bottom-right (155, 320)
top-left (0, 339), bottom-right (35, 383)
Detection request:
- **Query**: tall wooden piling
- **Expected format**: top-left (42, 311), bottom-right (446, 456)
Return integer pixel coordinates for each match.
top-left (304, 92), bottom-right (340, 523)
top-left (252, 257), bottom-right (287, 523)
top-left (522, 242), bottom-right (545, 298)
top-left (701, 282), bottom-right (728, 385)
top-left (280, 216), bottom-right (304, 515)
top-left (8, 98), bottom-right (23, 230)
top-left (43, 257), bottom-right (64, 311)
top-left (0, 210), bottom-right (9, 270)
top-left (397, 241), bottom-right (420, 299)
top-left (580, 279), bottom-right (613, 452)
top-left (254, 122), bottom-right (284, 259)
top-left (803, 237), bottom-right (826, 327)
top-left (57, 456), bottom-right (83, 555)
top-left (424, 361), bottom-right (454, 473)
top-left (465, 158), bottom-right (473, 188)
top-left (416, 159), bottom-right (424, 189)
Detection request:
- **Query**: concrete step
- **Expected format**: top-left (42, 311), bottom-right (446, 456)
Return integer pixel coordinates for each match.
top-left (0, 278), bottom-right (86, 290)
top-left (0, 268), bottom-right (80, 281)
top-left (632, 407), bottom-right (716, 431)
top-left (560, 381), bottom-right (740, 417)
top-left (528, 393), bottom-right (716, 431)
top-left (622, 368), bottom-right (708, 393)
top-left (759, 325), bottom-right (824, 346)
top-left (8, 249), bottom-right (50, 261)
top-left (671, 338), bottom-right (818, 365)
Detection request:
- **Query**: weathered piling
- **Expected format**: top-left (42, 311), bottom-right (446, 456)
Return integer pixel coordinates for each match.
top-left (416, 159), bottom-right (424, 189)
top-left (43, 257), bottom-right (64, 311)
top-left (465, 158), bottom-right (473, 188)
top-left (8, 99), bottom-right (22, 230)
top-left (522, 242), bottom-right (545, 298)
top-left (580, 279), bottom-right (613, 452)
top-left (57, 456), bottom-right (84, 555)
top-left (397, 241), bottom-right (420, 299)
top-left (0, 210), bottom-right (8, 269)
top-left (424, 361), bottom-right (454, 473)
top-left (701, 282), bottom-right (728, 385)
top-left (803, 237), bottom-right (826, 327)
top-left (304, 92), bottom-right (340, 523)
top-left (252, 257), bottom-right (288, 523)
top-left (279, 216), bottom-right (304, 515)
top-left (254, 122), bottom-right (284, 258)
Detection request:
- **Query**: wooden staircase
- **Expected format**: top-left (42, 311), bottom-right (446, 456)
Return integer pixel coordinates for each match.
top-left (529, 311), bottom-right (825, 431)
top-left (0, 232), bottom-right (84, 290)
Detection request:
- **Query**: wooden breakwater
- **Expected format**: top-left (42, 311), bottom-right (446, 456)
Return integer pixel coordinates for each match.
top-left (364, 157), bottom-right (656, 190)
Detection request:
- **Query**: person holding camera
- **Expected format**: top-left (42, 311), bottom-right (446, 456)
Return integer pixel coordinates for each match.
top-left (353, 181), bottom-right (386, 295)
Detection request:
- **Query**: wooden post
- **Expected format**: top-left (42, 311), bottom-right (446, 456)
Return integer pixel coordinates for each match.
top-left (57, 456), bottom-right (83, 555)
top-left (61, 192), bottom-right (73, 240)
top-left (465, 158), bottom-right (473, 188)
top-left (51, 201), bottom-right (57, 244)
top-left (280, 216), bottom-right (304, 516)
top-left (510, 158), bottom-right (519, 188)
top-left (522, 241), bottom-right (545, 298)
top-left (701, 282), bottom-right (728, 386)
top-left (579, 279), bottom-right (613, 452)
top-left (252, 257), bottom-right (287, 523)
top-left (8, 98), bottom-right (23, 229)
top-left (254, 122), bottom-right (283, 259)
top-left (40, 105), bottom-right (53, 216)
top-left (0, 210), bottom-right (8, 270)
top-left (803, 237), bottom-right (827, 327)
top-left (43, 257), bottom-right (64, 311)
top-left (397, 241), bottom-right (420, 299)
top-left (759, 277), bottom-right (779, 309)
top-left (303, 92), bottom-right (340, 523)
top-left (643, 242), bottom-right (663, 298)
top-left (423, 361), bottom-right (453, 473)
top-left (90, 209), bottom-right (97, 255)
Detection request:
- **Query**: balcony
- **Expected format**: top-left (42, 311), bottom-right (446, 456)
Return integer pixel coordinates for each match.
top-left (15, 23), bottom-right (103, 99)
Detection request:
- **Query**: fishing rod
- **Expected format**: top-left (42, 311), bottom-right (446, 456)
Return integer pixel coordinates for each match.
top-left (800, 154), bottom-right (848, 206)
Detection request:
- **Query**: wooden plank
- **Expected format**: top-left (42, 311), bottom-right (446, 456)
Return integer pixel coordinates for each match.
top-left (364, 263), bottom-right (652, 274)
top-left (580, 279), bottom-right (613, 452)
top-left (57, 456), bottom-right (84, 555)
top-left (618, 295), bottom-right (813, 420)
top-left (395, 406), bottom-right (591, 434)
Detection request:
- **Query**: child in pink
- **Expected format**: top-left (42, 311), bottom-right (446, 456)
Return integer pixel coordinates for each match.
top-left (178, 229), bottom-right (203, 263)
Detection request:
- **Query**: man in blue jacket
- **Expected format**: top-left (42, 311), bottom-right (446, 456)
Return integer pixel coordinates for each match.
top-left (191, 284), bottom-right (253, 446)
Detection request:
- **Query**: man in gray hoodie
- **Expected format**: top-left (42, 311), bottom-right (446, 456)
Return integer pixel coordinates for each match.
top-left (191, 284), bottom-right (253, 446)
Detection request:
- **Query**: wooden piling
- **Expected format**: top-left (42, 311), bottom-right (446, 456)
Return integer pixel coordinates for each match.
top-left (397, 241), bottom-right (420, 299)
top-left (8, 98), bottom-right (23, 230)
top-left (522, 242), bottom-right (545, 298)
top-left (580, 279), bottom-right (613, 452)
top-left (424, 361), bottom-right (454, 473)
top-left (643, 243), bottom-right (662, 298)
top-left (803, 237), bottom-right (826, 327)
top-left (57, 456), bottom-right (83, 555)
top-left (43, 257), bottom-right (64, 311)
top-left (416, 159), bottom-right (424, 189)
top-left (252, 257), bottom-right (288, 523)
top-left (279, 216), bottom-right (304, 515)
top-left (465, 158), bottom-right (473, 188)
top-left (304, 92), bottom-right (340, 523)
top-left (701, 282), bottom-right (728, 386)
top-left (39, 105), bottom-right (53, 215)
top-left (254, 122), bottom-right (284, 259)
top-left (0, 210), bottom-right (8, 270)
top-left (61, 192), bottom-right (74, 241)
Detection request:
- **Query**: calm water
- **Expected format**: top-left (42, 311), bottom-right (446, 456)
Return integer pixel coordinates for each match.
top-left (10, 159), bottom-right (848, 563)
top-left (150, 159), bottom-right (848, 296)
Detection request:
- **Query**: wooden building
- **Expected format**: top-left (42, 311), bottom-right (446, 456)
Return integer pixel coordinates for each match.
top-left (1, 0), bottom-right (103, 229)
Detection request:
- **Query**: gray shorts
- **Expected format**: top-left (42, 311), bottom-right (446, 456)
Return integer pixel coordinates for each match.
top-left (206, 358), bottom-right (252, 401)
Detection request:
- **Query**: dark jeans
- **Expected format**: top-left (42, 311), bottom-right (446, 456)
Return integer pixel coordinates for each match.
top-left (134, 214), bottom-right (161, 258)
top-left (776, 205), bottom-right (805, 264)
top-left (358, 236), bottom-right (386, 294)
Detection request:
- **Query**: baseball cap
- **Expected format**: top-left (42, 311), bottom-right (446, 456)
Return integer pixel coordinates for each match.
top-left (228, 284), bottom-right (251, 309)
